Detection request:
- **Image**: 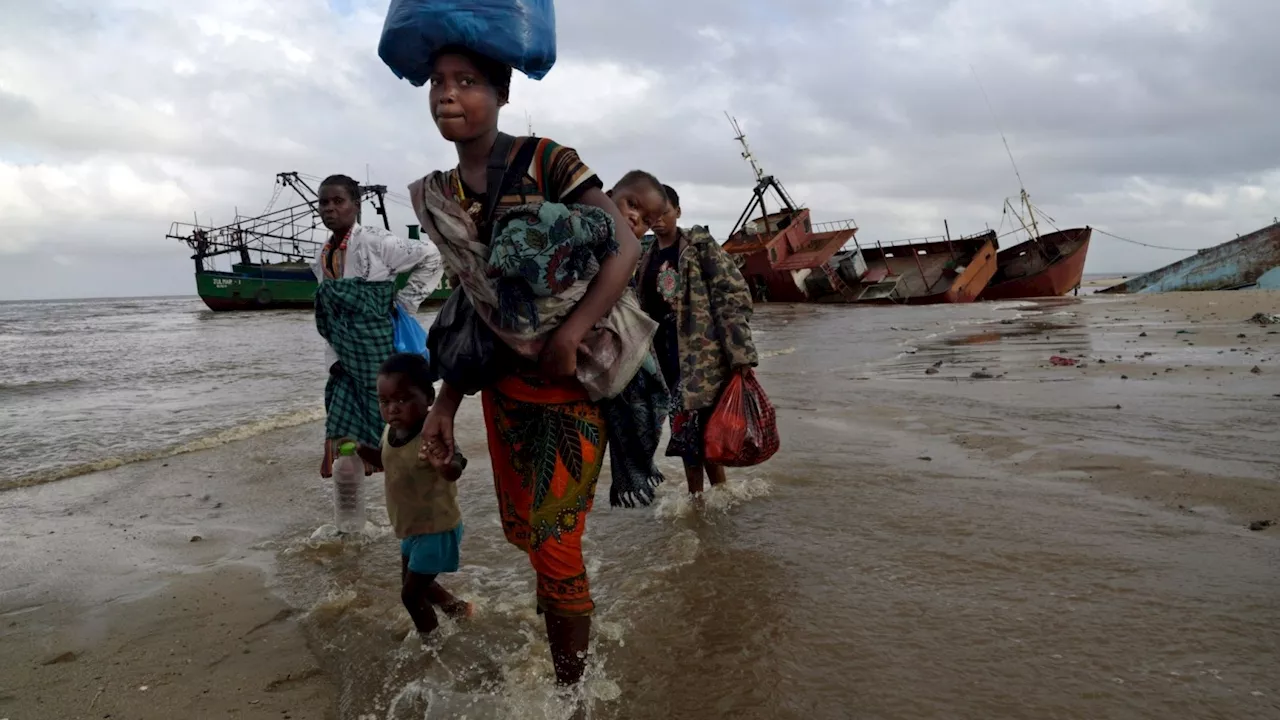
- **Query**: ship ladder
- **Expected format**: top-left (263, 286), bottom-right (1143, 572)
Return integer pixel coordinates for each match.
top-left (822, 262), bottom-right (861, 301)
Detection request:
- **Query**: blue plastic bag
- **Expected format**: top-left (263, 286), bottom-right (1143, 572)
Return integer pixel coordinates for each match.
top-left (378, 0), bottom-right (556, 84)
top-left (392, 305), bottom-right (429, 360)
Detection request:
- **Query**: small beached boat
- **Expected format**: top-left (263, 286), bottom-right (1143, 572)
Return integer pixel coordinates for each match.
top-left (1098, 220), bottom-right (1280, 293)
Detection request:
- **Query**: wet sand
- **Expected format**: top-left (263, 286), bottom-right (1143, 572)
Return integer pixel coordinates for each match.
top-left (1080, 275), bottom-right (1129, 290)
top-left (879, 290), bottom-right (1280, 526)
top-left (2, 290), bottom-right (1278, 719)
top-left (0, 424), bottom-right (338, 719)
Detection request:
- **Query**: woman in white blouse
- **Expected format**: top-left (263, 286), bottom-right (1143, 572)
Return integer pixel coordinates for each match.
top-left (312, 174), bottom-right (443, 476)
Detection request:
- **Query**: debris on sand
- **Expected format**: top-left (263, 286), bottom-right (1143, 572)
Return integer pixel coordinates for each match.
top-left (1050, 356), bottom-right (1079, 367)
top-left (1247, 313), bottom-right (1279, 325)
top-left (1248, 520), bottom-right (1274, 532)
top-left (971, 370), bottom-right (995, 380)
top-left (925, 367), bottom-right (939, 375)
top-left (42, 651), bottom-right (78, 665)
top-left (1251, 366), bottom-right (1262, 375)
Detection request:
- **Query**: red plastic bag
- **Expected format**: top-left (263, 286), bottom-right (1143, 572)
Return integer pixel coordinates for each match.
top-left (704, 369), bottom-right (780, 467)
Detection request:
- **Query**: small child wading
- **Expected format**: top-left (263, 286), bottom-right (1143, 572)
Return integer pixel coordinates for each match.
top-left (359, 354), bottom-right (472, 636)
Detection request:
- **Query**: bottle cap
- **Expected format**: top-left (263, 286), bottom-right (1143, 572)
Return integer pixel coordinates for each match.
top-left (338, 441), bottom-right (357, 456)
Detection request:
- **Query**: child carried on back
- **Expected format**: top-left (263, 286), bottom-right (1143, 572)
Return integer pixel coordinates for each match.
top-left (359, 353), bottom-right (472, 637)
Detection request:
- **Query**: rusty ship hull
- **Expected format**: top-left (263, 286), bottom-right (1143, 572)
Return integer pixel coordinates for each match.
top-left (808, 231), bottom-right (1000, 305)
top-left (978, 227), bottom-right (1092, 301)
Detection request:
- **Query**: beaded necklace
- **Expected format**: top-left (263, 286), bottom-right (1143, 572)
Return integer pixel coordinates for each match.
top-left (323, 227), bottom-right (352, 279)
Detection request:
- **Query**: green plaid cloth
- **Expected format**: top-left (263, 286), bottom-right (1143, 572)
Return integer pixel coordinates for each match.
top-left (315, 278), bottom-right (396, 447)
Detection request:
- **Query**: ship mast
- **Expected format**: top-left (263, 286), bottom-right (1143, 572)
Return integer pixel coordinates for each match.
top-left (727, 112), bottom-right (765, 183)
top-left (725, 113), bottom-right (800, 220)
top-left (725, 113), bottom-right (804, 238)
top-left (972, 65), bottom-right (1042, 242)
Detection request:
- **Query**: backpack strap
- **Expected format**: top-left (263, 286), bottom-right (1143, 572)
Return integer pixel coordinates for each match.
top-left (483, 132), bottom-right (515, 226)
top-left (482, 134), bottom-right (542, 224)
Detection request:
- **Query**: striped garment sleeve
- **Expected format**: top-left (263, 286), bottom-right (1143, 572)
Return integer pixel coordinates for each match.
top-left (535, 139), bottom-right (604, 204)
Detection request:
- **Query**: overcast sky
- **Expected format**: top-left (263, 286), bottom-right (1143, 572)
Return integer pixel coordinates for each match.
top-left (2, 0), bottom-right (1277, 300)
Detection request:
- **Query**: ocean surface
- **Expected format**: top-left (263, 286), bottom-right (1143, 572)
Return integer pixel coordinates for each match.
top-left (0, 297), bottom-right (329, 488)
top-left (0, 296), bottom-right (1009, 490)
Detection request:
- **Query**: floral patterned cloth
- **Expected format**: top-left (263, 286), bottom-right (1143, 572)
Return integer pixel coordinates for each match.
top-left (408, 174), bottom-right (656, 402)
top-left (487, 202), bottom-right (617, 332)
top-left (482, 374), bottom-right (606, 616)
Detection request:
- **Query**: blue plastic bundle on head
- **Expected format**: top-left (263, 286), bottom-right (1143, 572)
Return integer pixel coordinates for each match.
top-left (378, 0), bottom-right (557, 85)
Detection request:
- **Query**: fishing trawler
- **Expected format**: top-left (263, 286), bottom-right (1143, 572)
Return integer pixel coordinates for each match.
top-left (169, 172), bottom-right (449, 311)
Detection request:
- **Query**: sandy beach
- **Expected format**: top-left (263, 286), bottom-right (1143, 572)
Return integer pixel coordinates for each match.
top-left (0, 423), bottom-right (338, 719)
top-left (2, 290), bottom-right (1278, 719)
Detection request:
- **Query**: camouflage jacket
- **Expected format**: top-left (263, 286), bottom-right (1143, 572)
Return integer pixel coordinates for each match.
top-left (637, 226), bottom-right (757, 410)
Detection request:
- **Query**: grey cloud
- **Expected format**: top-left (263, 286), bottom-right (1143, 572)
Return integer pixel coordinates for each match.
top-left (5, 0), bottom-right (1280, 300)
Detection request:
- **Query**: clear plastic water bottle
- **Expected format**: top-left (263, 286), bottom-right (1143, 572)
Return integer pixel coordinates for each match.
top-left (332, 441), bottom-right (365, 535)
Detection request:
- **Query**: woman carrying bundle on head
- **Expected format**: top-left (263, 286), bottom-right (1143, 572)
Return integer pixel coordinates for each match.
top-left (639, 184), bottom-right (759, 494)
top-left (405, 45), bottom-right (669, 685)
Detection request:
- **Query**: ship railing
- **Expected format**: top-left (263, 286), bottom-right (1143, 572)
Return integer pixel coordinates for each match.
top-left (811, 218), bottom-right (859, 233)
top-left (166, 220), bottom-right (215, 240)
top-left (846, 234), bottom-right (946, 251)
top-left (168, 218), bottom-right (324, 256)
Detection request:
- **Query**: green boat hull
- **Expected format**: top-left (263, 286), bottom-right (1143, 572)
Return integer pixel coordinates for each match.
top-left (195, 270), bottom-right (451, 311)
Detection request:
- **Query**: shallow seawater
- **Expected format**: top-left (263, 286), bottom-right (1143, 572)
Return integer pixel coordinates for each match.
top-left (263, 300), bottom-right (1278, 719)
top-left (7, 297), bottom-right (1279, 719)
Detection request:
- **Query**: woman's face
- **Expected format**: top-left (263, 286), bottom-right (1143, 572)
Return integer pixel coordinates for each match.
top-left (429, 54), bottom-right (502, 143)
top-left (318, 185), bottom-right (358, 233)
top-left (650, 201), bottom-right (681, 239)
top-left (612, 185), bottom-right (669, 238)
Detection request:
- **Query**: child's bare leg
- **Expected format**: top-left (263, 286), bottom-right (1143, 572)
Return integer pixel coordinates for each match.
top-left (706, 463), bottom-right (728, 487)
top-left (402, 570), bottom-right (440, 635)
top-left (683, 462), bottom-right (706, 494)
top-left (426, 581), bottom-right (473, 619)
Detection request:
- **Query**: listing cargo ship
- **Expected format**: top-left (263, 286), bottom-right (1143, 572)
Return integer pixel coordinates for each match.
top-left (170, 172), bottom-right (449, 311)
top-left (718, 115), bottom-right (998, 304)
